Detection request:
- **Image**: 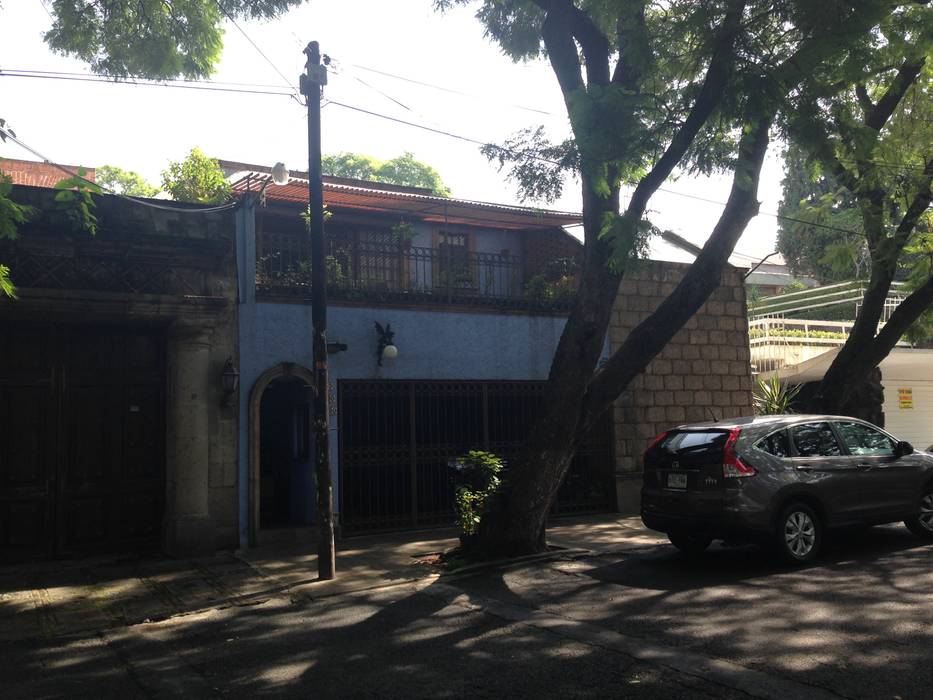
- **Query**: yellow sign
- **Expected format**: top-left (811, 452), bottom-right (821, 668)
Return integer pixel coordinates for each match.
top-left (898, 388), bottom-right (914, 409)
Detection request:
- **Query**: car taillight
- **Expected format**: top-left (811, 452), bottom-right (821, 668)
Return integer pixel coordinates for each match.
top-left (722, 427), bottom-right (756, 478)
top-left (643, 431), bottom-right (669, 461)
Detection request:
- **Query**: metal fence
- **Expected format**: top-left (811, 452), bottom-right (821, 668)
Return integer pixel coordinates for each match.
top-left (338, 380), bottom-right (614, 534)
top-left (256, 235), bottom-right (575, 309)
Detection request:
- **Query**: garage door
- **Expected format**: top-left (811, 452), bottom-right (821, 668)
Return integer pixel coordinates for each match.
top-left (0, 325), bottom-right (164, 562)
top-left (339, 380), bottom-right (614, 534)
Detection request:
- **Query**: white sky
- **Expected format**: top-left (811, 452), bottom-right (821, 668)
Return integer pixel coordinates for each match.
top-left (0, 0), bottom-right (786, 265)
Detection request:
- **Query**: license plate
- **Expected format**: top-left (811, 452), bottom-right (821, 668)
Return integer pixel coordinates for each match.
top-left (667, 472), bottom-right (688, 489)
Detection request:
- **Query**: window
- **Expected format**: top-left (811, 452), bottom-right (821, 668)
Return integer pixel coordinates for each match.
top-left (836, 421), bottom-right (895, 456)
top-left (791, 422), bottom-right (842, 457)
top-left (756, 430), bottom-right (791, 458)
top-left (436, 231), bottom-right (473, 289)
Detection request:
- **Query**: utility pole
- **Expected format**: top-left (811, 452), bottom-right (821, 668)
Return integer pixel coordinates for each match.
top-left (300, 40), bottom-right (335, 580)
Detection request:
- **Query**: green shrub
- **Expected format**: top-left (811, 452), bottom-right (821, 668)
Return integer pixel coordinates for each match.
top-left (753, 376), bottom-right (801, 415)
top-left (450, 451), bottom-right (504, 536)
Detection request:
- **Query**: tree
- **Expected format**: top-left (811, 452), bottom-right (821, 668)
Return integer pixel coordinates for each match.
top-left (436, 0), bottom-right (909, 556)
top-left (161, 148), bottom-right (232, 204)
top-left (96, 165), bottom-right (160, 197)
top-left (322, 151), bottom-right (451, 196)
top-left (42, 0), bottom-right (303, 79)
top-left (777, 144), bottom-right (868, 283)
top-left (782, 9), bottom-right (933, 414)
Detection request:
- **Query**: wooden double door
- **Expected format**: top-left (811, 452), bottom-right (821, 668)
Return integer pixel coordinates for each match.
top-left (0, 324), bottom-right (165, 562)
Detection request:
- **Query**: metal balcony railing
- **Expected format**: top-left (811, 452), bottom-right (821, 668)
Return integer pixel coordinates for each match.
top-left (256, 236), bottom-right (577, 311)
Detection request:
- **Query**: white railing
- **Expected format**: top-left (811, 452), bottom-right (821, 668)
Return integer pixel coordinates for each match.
top-left (748, 281), bottom-right (909, 374)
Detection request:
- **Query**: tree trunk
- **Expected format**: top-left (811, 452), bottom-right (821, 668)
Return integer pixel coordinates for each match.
top-left (473, 116), bottom-right (771, 557)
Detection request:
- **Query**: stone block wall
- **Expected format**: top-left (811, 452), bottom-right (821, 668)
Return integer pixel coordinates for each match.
top-left (610, 260), bottom-right (754, 513)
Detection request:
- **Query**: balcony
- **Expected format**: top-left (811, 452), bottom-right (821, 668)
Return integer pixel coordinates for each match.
top-left (256, 233), bottom-right (578, 312)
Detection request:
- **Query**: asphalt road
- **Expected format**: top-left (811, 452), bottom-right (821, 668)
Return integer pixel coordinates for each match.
top-left (5, 524), bottom-right (932, 699)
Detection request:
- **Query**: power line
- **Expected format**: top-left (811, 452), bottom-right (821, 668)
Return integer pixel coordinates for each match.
top-left (216, 5), bottom-right (301, 103)
top-left (0, 69), bottom-right (296, 96)
top-left (0, 125), bottom-right (239, 214)
top-left (350, 63), bottom-right (557, 117)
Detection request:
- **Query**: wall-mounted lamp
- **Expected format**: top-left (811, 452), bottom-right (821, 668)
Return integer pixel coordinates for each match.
top-left (375, 322), bottom-right (398, 366)
top-left (220, 357), bottom-right (240, 406)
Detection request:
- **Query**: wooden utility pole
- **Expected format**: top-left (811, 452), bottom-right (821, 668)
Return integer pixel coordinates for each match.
top-left (300, 40), bottom-right (335, 580)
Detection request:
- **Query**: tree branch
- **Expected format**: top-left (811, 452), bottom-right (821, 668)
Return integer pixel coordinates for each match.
top-left (625, 0), bottom-right (747, 218)
top-left (865, 58), bottom-right (925, 131)
top-left (580, 114), bottom-right (772, 425)
top-left (533, 0), bottom-right (610, 86)
top-left (853, 276), bottom-right (933, 376)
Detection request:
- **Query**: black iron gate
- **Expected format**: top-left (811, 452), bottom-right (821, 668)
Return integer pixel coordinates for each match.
top-left (339, 380), bottom-right (614, 534)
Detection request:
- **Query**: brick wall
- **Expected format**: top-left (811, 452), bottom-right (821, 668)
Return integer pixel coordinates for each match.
top-left (609, 260), bottom-right (754, 512)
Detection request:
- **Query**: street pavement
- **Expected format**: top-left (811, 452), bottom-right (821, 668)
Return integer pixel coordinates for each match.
top-left (3, 518), bottom-right (932, 698)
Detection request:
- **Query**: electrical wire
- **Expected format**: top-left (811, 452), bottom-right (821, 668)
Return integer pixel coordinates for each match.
top-left (0, 69), bottom-right (296, 96)
top-left (0, 125), bottom-right (239, 214)
top-left (216, 4), bottom-right (302, 103)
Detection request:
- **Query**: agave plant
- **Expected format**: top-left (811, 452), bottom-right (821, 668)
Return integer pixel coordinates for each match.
top-left (753, 375), bottom-right (801, 415)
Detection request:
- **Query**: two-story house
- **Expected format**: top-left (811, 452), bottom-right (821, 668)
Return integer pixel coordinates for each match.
top-left (225, 163), bottom-right (616, 545)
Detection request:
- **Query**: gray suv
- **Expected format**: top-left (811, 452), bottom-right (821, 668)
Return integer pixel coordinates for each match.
top-left (641, 415), bottom-right (933, 562)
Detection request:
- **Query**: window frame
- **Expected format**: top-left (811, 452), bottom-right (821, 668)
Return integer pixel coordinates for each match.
top-left (753, 428), bottom-right (793, 459)
top-left (787, 420), bottom-right (846, 459)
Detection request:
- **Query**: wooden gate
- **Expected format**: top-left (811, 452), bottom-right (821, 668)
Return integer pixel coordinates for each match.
top-left (339, 380), bottom-right (614, 534)
top-left (0, 324), bottom-right (165, 562)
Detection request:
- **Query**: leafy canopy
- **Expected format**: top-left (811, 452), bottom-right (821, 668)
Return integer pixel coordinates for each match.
top-left (161, 148), bottom-right (232, 204)
top-left (96, 165), bottom-right (160, 197)
top-left (43, 0), bottom-right (304, 79)
top-left (322, 152), bottom-right (451, 196)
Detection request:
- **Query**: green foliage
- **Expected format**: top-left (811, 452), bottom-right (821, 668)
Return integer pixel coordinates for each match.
top-left (753, 376), bottom-right (801, 416)
top-left (390, 220), bottom-right (416, 244)
top-left (42, 0), bottom-right (303, 79)
top-left (96, 165), bottom-right (160, 197)
top-left (322, 152), bottom-right (451, 196)
top-left (0, 170), bottom-right (36, 243)
top-left (161, 148), bottom-right (231, 204)
top-left (52, 168), bottom-right (103, 235)
top-left (748, 328), bottom-right (848, 340)
top-left (450, 451), bottom-right (504, 536)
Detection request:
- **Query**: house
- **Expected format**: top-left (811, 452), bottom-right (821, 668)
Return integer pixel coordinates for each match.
top-left (0, 156), bottom-right (756, 562)
top-left (226, 162), bottom-right (755, 545)
top-left (0, 163), bottom-right (239, 562)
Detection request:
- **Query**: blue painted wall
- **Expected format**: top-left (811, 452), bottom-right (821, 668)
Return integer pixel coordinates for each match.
top-left (236, 202), bottom-right (580, 546)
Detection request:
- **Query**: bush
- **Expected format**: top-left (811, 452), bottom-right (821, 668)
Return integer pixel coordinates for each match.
top-left (450, 451), bottom-right (504, 537)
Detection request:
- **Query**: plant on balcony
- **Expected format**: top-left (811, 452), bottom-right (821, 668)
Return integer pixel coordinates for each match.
top-left (523, 274), bottom-right (554, 302)
top-left (438, 267), bottom-right (474, 290)
top-left (391, 220), bottom-right (416, 247)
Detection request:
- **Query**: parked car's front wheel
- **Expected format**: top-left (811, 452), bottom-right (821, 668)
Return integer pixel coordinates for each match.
top-left (668, 531), bottom-right (712, 556)
top-left (777, 503), bottom-right (822, 564)
top-left (905, 487), bottom-right (933, 540)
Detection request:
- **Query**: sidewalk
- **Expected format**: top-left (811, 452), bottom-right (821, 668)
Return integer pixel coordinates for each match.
top-left (0, 514), bottom-right (664, 642)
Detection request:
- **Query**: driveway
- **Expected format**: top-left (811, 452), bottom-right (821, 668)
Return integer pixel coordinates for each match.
top-left (4, 522), bottom-right (931, 698)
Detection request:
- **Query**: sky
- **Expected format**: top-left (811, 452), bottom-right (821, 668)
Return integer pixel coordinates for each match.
top-left (0, 0), bottom-right (787, 265)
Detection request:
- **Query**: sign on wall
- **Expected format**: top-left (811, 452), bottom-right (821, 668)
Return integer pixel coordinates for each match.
top-left (898, 387), bottom-right (914, 409)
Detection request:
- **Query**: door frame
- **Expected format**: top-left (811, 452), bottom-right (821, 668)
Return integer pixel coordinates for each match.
top-left (248, 362), bottom-right (315, 546)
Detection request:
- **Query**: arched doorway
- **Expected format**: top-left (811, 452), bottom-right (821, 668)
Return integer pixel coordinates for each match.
top-left (248, 363), bottom-right (315, 545)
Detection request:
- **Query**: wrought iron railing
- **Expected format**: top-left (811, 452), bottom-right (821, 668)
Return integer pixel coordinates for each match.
top-left (255, 237), bottom-right (577, 310)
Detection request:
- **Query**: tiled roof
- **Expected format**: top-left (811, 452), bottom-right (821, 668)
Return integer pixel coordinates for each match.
top-left (225, 165), bottom-right (583, 231)
top-left (0, 157), bottom-right (95, 188)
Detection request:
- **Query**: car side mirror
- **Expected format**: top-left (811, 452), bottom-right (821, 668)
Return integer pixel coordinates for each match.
top-left (895, 441), bottom-right (913, 458)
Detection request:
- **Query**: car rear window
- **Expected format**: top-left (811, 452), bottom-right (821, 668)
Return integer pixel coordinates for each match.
top-left (657, 431), bottom-right (729, 456)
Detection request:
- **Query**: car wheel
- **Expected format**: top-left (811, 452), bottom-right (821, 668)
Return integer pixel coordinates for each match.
top-left (905, 488), bottom-right (933, 540)
top-left (668, 532), bottom-right (712, 556)
top-left (777, 503), bottom-right (822, 564)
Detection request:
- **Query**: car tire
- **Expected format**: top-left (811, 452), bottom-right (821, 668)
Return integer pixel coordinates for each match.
top-left (905, 487), bottom-right (933, 540)
top-left (668, 532), bottom-right (712, 556)
top-left (776, 502), bottom-right (822, 564)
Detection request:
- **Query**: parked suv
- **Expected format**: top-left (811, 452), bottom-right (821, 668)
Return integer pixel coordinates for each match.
top-left (641, 415), bottom-right (933, 563)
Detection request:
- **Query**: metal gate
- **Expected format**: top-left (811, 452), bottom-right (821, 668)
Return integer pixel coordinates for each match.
top-left (339, 380), bottom-right (614, 534)
top-left (0, 324), bottom-right (165, 562)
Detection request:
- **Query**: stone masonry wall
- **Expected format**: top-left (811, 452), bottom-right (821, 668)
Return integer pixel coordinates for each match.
top-left (610, 260), bottom-right (754, 513)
